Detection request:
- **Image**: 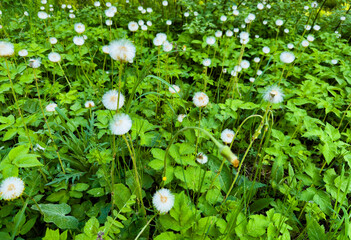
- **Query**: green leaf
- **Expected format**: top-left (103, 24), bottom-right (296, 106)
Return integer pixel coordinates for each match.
top-left (306, 215), bottom-right (326, 240)
top-left (13, 154), bottom-right (43, 168)
top-left (0, 115), bottom-right (15, 131)
top-left (325, 123), bottom-right (340, 141)
top-left (71, 183), bottom-right (89, 192)
top-left (321, 141), bottom-right (336, 164)
top-left (20, 217), bottom-right (37, 235)
top-left (246, 214), bottom-right (270, 237)
top-left (31, 203), bottom-right (79, 229)
top-left (148, 159), bottom-right (164, 170)
top-left (159, 191), bottom-right (198, 231)
top-left (87, 188), bottom-right (105, 197)
top-left (154, 232), bottom-right (178, 240)
top-left (113, 183), bottom-right (131, 211)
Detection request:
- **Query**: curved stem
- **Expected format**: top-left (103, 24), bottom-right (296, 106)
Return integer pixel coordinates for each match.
top-left (162, 126), bottom-right (238, 186)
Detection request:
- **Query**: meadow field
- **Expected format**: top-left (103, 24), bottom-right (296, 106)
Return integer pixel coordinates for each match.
top-left (0, 0), bottom-right (351, 239)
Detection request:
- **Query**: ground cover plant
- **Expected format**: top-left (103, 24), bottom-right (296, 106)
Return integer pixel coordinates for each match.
top-left (0, 0), bottom-right (351, 239)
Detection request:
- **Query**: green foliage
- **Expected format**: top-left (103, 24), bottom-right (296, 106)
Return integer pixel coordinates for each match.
top-left (0, 0), bottom-right (351, 239)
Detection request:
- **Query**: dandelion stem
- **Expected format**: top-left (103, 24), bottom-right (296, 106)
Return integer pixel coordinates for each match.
top-left (33, 68), bottom-right (66, 174)
top-left (122, 134), bottom-right (146, 216)
top-left (4, 58), bottom-right (33, 151)
top-left (58, 61), bottom-right (71, 87)
top-left (117, 61), bottom-right (123, 113)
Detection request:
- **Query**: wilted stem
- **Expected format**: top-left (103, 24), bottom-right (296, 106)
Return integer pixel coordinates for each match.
top-left (162, 126), bottom-right (239, 186)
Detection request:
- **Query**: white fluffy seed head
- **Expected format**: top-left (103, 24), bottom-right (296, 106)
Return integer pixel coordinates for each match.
top-left (18, 49), bottom-right (28, 57)
top-left (85, 101), bottom-right (95, 108)
top-left (29, 58), bottom-right (41, 68)
top-left (287, 43), bottom-right (294, 49)
top-left (128, 21), bottom-right (139, 32)
top-left (254, 57), bottom-right (260, 63)
top-left (280, 51), bottom-right (295, 64)
top-left (193, 92), bottom-right (209, 107)
top-left (301, 40), bottom-right (309, 47)
top-left (215, 31), bottom-right (222, 38)
top-left (240, 60), bottom-right (250, 69)
top-left (247, 13), bottom-right (255, 21)
top-left (196, 152), bottom-right (208, 164)
top-left (257, 3), bottom-right (264, 10)
top-left (169, 85), bottom-right (180, 94)
top-left (46, 103), bottom-right (57, 112)
top-left (109, 113), bottom-right (132, 135)
top-left (102, 45), bottom-right (109, 54)
top-left (163, 41), bottom-right (173, 52)
top-left (263, 86), bottom-right (284, 104)
top-left (138, 20), bottom-right (144, 26)
top-left (73, 36), bottom-right (85, 46)
top-left (262, 46), bottom-right (270, 54)
top-left (202, 58), bottom-right (211, 67)
top-left (226, 30), bottom-right (233, 37)
top-left (307, 35), bottom-right (314, 42)
top-left (102, 90), bottom-right (125, 110)
top-left (156, 33), bottom-right (167, 42)
top-left (74, 23), bottom-right (85, 34)
top-left (109, 39), bottom-right (136, 63)
top-left (50, 37), bottom-right (58, 44)
top-left (48, 52), bottom-right (61, 62)
top-left (105, 9), bottom-right (115, 17)
top-left (239, 31), bottom-right (249, 40)
top-left (106, 20), bottom-right (113, 26)
top-left (153, 37), bottom-right (163, 46)
top-left (0, 177), bottom-right (25, 200)
top-left (220, 15), bottom-right (227, 21)
top-left (152, 188), bottom-right (175, 214)
top-left (221, 129), bottom-right (235, 144)
top-left (0, 41), bottom-right (15, 57)
top-left (38, 11), bottom-right (48, 19)
top-left (177, 114), bottom-right (186, 122)
top-left (275, 19), bottom-right (284, 26)
top-left (206, 36), bottom-right (216, 45)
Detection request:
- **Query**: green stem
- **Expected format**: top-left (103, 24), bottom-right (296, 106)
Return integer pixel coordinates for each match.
top-left (122, 134), bottom-right (146, 216)
top-left (4, 58), bottom-right (33, 150)
top-left (33, 69), bottom-right (66, 174)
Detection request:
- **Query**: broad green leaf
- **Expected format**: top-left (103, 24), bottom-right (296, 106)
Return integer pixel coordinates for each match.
top-left (31, 203), bottom-right (79, 229)
top-left (325, 123), bottom-right (340, 141)
top-left (87, 188), bottom-right (105, 197)
top-left (71, 183), bottom-right (89, 192)
top-left (306, 215), bottom-right (326, 239)
top-left (246, 214), bottom-right (270, 237)
top-left (13, 154), bottom-right (43, 168)
top-left (114, 183), bottom-right (131, 211)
